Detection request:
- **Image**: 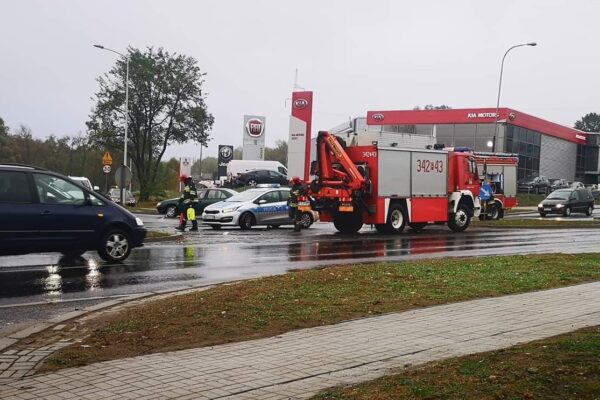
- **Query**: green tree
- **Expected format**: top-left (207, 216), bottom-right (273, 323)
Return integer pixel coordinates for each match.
top-left (264, 140), bottom-right (288, 166)
top-left (87, 47), bottom-right (214, 200)
top-left (233, 146), bottom-right (243, 160)
top-left (574, 113), bottom-right (600, 133)
top-left (192, 156), bottom-right (217, 178)
top-left (0, 117), bottom-right (10, 161)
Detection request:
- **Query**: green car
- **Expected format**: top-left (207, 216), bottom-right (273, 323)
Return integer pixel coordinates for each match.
top-left (156, 188), bottom-right (238, 218)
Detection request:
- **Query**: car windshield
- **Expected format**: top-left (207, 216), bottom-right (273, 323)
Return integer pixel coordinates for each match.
top-left (224, 189), bottom-right (270, 202)
top-left (546, 190), bottom-right (571, 200)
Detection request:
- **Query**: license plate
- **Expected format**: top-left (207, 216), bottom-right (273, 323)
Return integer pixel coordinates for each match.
top-left (203, 215), bottom-right (215, 220)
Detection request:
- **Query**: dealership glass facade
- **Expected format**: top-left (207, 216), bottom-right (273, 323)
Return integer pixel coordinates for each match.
top-left (504, 125), bottom-right (541, 180)
top-left (376, 120), bottom-right (590, 182)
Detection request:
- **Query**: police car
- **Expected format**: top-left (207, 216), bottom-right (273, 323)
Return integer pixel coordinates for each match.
top-left (201, 185), bottom-right (315, 230)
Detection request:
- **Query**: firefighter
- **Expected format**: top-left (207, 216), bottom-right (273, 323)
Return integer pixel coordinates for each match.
top-left (176, 175), bottom-right (199, 231)
top-left (288, 176), bottom-right (308, 232)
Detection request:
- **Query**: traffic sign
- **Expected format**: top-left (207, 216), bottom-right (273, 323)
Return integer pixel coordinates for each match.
top-left (114, 165), bottom-right (132, 187)
top-left (102, 152), bottom-right (113, 166)
top-left (102, 165), bottom-right (111, 174)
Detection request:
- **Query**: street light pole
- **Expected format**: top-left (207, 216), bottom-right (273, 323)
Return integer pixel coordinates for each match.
top-left (93, 44), bottom-right (130, 205)
top-left (492, 42), bottom-right (537, 153)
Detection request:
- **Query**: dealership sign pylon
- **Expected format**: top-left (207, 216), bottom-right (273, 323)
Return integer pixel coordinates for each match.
top-left (287, 91), bottom-right (313, 181)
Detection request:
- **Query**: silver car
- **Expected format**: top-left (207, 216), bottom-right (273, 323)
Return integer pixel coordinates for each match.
top-left (201, 187), bottom-right (315, 230)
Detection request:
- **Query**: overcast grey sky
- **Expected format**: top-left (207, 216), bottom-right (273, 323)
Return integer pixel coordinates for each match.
top-left (1, 0), bottom-right (599, 160)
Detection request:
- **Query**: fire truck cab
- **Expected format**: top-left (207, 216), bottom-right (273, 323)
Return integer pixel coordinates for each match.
top-left (308, 131), bottom-right (482, 234)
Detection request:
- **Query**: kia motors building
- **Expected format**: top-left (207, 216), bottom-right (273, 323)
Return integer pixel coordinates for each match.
top-left (352, 108), bottom-right (599, 183)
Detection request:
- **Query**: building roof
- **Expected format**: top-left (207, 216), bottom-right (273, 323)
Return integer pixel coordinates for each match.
top-left (366, 108), bottom-right (587, 145)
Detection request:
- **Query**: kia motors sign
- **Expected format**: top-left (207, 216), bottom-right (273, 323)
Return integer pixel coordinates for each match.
top-left (242, 115), bottom-right (266, 160)
top-left (293, 98), bottom-right (308, 110)
top-left (372, 113), bottom-right (384, 122)
top-left (287, 91), bottom-right (313, 180)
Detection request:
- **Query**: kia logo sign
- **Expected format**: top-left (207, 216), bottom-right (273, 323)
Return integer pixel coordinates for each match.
top-left (508, 112), bottom-right (516, 121)
top-left (372, 113), bottom-right (384, 122)
top-left (293, 99), bottom-right (308, 109)
top-left (219, 146), bottom-right (232, 160)
top-left (245, 118), bottom-right (264, 138)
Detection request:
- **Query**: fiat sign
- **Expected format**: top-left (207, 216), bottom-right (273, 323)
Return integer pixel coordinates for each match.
top-left (293, 98), bottom-right (308, 109)
top-left (246, 118), bottom-right (264, 138)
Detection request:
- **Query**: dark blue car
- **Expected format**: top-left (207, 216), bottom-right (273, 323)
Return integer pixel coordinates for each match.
top-left (0, 164), bottom-right (146, 263)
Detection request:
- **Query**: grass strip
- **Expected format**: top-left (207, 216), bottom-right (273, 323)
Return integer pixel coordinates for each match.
top-left (472, 219), bottom-right (600, 229)
top-left (41, 253), bottom-right (600, 372)
top-left (312, 326), bottom-right (600, 399)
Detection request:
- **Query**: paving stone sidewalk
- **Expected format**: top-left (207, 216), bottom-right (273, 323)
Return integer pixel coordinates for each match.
top-left (2, 281), bottom-right (600, 400)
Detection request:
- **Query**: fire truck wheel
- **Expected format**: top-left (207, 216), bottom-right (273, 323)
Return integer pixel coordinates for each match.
top-left (448, 204), bottom-right (471, 232)
top-left (408, 223), bottom-right (427, 232)
top-left (385, 204), bottom-right (407, 234)
top-left (333, 212), bottom-right (363, 234)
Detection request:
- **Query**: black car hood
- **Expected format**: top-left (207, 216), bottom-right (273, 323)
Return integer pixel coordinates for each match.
top-left (541, 199), bottom-right (566, 206)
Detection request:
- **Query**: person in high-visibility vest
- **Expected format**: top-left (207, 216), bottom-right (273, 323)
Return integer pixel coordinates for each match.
top-left (176, 175), bottom-right (199, 231)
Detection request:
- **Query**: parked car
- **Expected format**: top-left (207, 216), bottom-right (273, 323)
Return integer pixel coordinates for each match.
top-left (570, 181), bottom-right (585, 189)
top-left (0, 164), bottom-right (146, 262)
top-left (68, 176), bottom-right (100, 191)
top-left (550, 178), bottom-right (569, 191)
top-left (156, 188), bottom-right (238, 218)
top-left (201, 186), bottom-right (315, 230)
top-left (537, 188), bottom-right (594, 217)
top-left (586, 184), bottom-right (600, 198)
top-left (108, 188), bottom-right (137, 207)
top-left (518, 175), bottom-right (551, 193)
top-left (233, 169), bottom-right (289, 187)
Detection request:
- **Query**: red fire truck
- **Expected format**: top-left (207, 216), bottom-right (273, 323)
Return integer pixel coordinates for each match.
top-left (474, 152), bottom-right (519, 220)
top-left (304, 131), bottom-right (483, 234)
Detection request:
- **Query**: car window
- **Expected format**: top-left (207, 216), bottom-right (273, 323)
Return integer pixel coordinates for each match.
top-left (34, 173), bottom-right (86, 205)
top-left (257, 191), bottom-right (279, 204)
top-left (278, 167), bottom-right (286, 174)
top-left (546, 190), bottom-right (570, 200)
top-left (206, 189), bottom-right (226, 199)
top-left (0, 171), bottom-right (33, 203)
top-left (268, 171), bottom-right (279, 177)
top-left (279, 190), bottom-right (290, 201)
top-left (570, 191), bottom-right (579, 200)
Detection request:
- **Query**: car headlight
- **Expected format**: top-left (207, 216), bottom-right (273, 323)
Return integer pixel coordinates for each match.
top-left (135, 217), bottom-right (144, 226)
top-left (222, 206), bottom-right (241, 213)
top-left (555, 204), bottom-right (564, 208)
top-left (156, 202), bottom-right (162, 207)
top-left (538, 203), bottom-right (543, 208)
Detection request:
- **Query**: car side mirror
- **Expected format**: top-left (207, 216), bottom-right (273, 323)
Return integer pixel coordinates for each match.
top-left (93, 186), bottom-right (100, 191)
top-left (257, 199), bottom-right (267, 204)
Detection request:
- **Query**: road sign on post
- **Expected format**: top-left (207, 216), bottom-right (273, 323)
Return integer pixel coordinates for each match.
top-left (114, 165), bottom-right (132, 187)
top-left (102, 152), bottom-right (113, 166)
top-left (102, 165), bottom-right (112, 174)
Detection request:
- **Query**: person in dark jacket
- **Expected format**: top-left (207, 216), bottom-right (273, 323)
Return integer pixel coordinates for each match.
top-left (176, 175), bottom-right (199, 231)
top-left (288, 176), bottom-right (308, 232)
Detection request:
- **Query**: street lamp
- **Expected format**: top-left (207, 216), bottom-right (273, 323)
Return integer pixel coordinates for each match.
top-left (93, 44), bottom-right (130, 205)
top-left (492, 42), bottom-right (537, 153)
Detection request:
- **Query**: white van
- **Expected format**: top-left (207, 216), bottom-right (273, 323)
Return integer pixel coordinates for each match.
top-left (226, 160), bottom-right (288, 178)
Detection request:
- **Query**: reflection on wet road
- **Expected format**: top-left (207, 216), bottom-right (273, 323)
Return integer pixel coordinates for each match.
top-left (2, 223), bottom-right (599, 307)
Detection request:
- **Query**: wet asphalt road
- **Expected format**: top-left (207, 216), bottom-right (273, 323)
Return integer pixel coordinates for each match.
top-left (1, 212), bottom-right (599, 336)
